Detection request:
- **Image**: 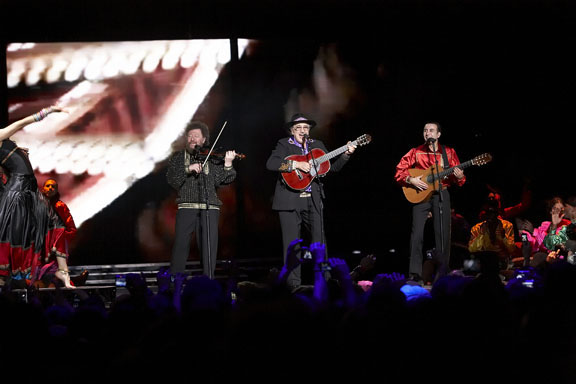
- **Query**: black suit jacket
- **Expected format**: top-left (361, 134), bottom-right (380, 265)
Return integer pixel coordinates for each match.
top-left (266, 137), bottom-right (350, 211)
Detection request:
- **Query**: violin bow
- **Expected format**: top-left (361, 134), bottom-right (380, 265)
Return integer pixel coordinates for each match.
top-left (201, 120), bottom-right (228, 168)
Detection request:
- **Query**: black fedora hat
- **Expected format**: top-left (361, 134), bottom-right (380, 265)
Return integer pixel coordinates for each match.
top-left (284, 113), bottom-right (317, 130)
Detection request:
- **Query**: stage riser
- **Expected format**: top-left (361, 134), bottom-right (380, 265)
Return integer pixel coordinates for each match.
top-left (4, 259), bottom-right (279, 307)
top-left (67, 259), bottom-right (279, 286)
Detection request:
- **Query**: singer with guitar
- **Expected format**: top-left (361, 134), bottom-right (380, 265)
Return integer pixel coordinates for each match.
top-left (395, 121), bottom-right (465, 284)
top-left (266, 113), bottom-right (357, 292)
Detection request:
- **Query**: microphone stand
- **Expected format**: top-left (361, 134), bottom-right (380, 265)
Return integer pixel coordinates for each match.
top-left (198, 161), bottom-right (213, 279)
top-left (306, 136), bottom-right (327, 263)
top-left (431, 139), bottom-right (445, 259)
top-left (198, 121), bottom-right (228, 280)
top-left (189, 146), bottom-right (213, 279)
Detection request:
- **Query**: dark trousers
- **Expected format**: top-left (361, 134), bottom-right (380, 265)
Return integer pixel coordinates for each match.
top-left (277, 196), bottom-right (323, 288)
top-left (171, 208), bottom-right (220, 278)
top-left (409, 189), bottom-right (451, 281)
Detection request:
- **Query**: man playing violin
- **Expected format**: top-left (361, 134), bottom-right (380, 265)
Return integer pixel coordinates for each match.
top-left (266, 113), bottom-right (356, 292)
top-left (167, 120), bottom-right (237, 279)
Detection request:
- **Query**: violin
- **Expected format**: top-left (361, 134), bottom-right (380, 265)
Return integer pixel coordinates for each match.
top-left (191, 147), bottom-right (246, 162)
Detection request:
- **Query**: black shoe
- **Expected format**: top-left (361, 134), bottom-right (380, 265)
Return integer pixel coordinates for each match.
top-left (71, 270), bottom-right (89, 286)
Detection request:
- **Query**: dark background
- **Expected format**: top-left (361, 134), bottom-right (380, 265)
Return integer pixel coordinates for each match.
top-left (1, 0), bottom-right (574, 274)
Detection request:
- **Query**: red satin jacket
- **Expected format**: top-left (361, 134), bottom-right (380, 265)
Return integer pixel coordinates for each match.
top-left (394, 143), bottom-right (466, 188)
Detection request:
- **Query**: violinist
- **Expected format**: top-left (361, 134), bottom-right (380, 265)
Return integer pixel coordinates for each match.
top-left (166, 120), bottom-right (237, 279)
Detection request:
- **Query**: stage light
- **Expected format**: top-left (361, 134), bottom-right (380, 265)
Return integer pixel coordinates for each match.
top-left (65, 56), bottom-right (88, 82)
top-left (37, 156), bottom-right (57, 174)
top-left (84, 52), bottom-right (107, 80)
top-left (69, 142), bottom-right (88, 161)
top-left (119, 143), bottom-right (141, 164)
top-left (46, 58), bottom-right (68, 83)
top-left (7, 42), bottom-right (35, 52)
top-left (180, 40), bottom-right (204, 68)
top-left (25, 70), bottom-right (42, 86)
top-left (7, 60), bottom-right (25, 88)
top-left (135, 158), bottom-right (155, 179)
top-left (70, 159), bottom-right (89, 175)
top-left (87, 159), bottom-right (107, 175)
top-left (6, 43), bottom-right (23, 52)
top-left (55, 158), bottom-right (71, 174)
top-left (199, 50), bottom-right (217, 70)
top-left (8, 103), bottom-right (22, 113)
top-left (122, 51), bottom-right (145, 75)
top-left (86, 141), bottom-right (107, 161)
top-left (162, 41), bottom-right (186, 70)
top-left (161, 53), bottom-right (179, 70)
top-left (142, 44), bottom-right (165, 73)
top-left (7, 72), bottom-right (22, 88)
top-left (216, 43), bottom-right (231, 65)
top-left (237, 39), bottom-right (250, 59)
top-left (32, 139), bottom-right (57, 158)
top-left (102, 56), bottom-right (122, 78)
top-left (103, 143), bottom-right (123, 162)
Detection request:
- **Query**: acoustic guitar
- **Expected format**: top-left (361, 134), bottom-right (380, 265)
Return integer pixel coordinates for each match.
top-left (402, 152), bottom-right (492, 203)
top-left (281, 134), bottom-right (372, 191)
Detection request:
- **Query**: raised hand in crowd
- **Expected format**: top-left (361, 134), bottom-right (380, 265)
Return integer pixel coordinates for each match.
top-left (373, 272), bottom-right (407, 290)
top-left (310, 242), bottom-right (329, 302)
top-left (277, 238), bottom-right (304, 284)
top-left (326, 257), bottom-right (357, 308)
top-left (549, 204), bottom-right (566, 233)
top-left (516, 218), bottom-right (534, 234)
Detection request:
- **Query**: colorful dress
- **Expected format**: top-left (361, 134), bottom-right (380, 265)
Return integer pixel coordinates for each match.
top-left (543, 219), bottom-right (575, 251)
top-left (0, 139), bottom-right (67, 285)
top-left (522, 219), bottom-right (572, 254)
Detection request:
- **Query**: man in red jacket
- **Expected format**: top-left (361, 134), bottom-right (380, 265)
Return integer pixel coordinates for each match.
top-left (394, 122), bottom-right (465, 284)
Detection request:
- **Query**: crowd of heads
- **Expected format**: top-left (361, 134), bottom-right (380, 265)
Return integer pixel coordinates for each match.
top-left (1, 240), bottom-right (576, 383)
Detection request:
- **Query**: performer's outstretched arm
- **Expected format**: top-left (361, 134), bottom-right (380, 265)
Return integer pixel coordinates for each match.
top-left (0, 106), bottom-right (64, 141)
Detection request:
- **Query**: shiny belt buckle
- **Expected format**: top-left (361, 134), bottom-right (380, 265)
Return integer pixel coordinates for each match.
top-left (299, 192), bottom-right (311, 198)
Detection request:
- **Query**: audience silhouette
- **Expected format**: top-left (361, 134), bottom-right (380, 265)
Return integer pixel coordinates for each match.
top-left (1, 204), bottom-right (575, 384)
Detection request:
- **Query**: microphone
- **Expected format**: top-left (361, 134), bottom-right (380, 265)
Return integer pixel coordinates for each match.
top-left (426, 138), bottom-right (436, 144)
top-left (303, 134), bottom-right (310, 141)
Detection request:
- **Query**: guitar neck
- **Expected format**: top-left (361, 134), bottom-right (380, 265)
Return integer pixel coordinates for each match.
top-left (431, 158), bottom-right (475, 181)
top-left (313, 141), bottom-right (356, 163)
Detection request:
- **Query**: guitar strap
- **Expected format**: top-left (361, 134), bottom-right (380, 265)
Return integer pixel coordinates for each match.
top-left (441, 145), bottom-right (449, 169)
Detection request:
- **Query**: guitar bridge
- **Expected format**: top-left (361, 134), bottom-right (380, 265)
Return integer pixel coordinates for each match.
top-left (295, 169), bottom-right (303, 180)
